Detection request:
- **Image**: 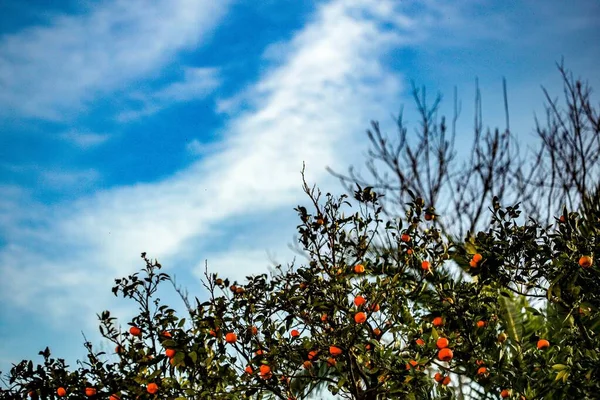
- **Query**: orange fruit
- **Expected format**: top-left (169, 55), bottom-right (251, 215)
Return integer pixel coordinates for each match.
top-left (161, 330), bottom-right (171, 337)
top-left (421, 260), bottom-right (431, 271)
top-left (354, 296), bottom-right (366, 307)
top-left (369, 303), bottom-right (381, 312)
top-left (436, 337), bottom-right (449, 349)
top-left (477, 366), bottom-right (487, 375)
top-left (259, 364), bottom-right (271, 379)
top-left (57, 387), bottom-right (67, 397)
top-left (249, 326), bottom-right (258, 335)
top-left (432, 316), bottom-right (444, 327)
top-left (28, 392), bottom-right (35, 398)
top-left (290, 329), bottom-right (300, 337)
top-left (230, 284), bottom-right (237, 292)
top-left (146, 383), bottom-right (158, 394)
top-left (373, 328), bottom-right (382, 337)
top-left (303, 360), bottom-right (313, 369)
top-left (537, 339), bottom-right (550, 350)
top-left (406, 359), bottom-right (418, 370)
top-left (407, 248), bottom-right (413, 255)
top-left (85, 387), bottom-right (97, 396)
top-left (442, 376), bottom-right (451, 385)
top-left (472, 253), bottom-right (483, 263)
top-left (308, 350), bottom-right (318, 360)
top-left (498, 332), bottom-right (508, 343)
top-left (255, 349), bottom-right (264, 356)
top-left (209, 329), bottom-right (217, 337)
top-left (109, 395), bottom-right (120, 400)
top-left (225, 332), bottom-right (237, 344)
top-left (326, 357), bottom-right (337, 367)
top-left (329, 346), bottom-right (343, 356)
top-left (129, 326), bottom-right (141, 336)
top-left (415, 338), bottom-right (425, 346)
top-left (321, 313), bottom-right (328, 322)
top-left (424, 212), bottom-right (434, 221)
top-left (235, 286), bottom-right (245, 294)
top-left (434, 372), bottom-right (443, 382)
top-left (316, 218), bottom-right (324, 225)
top-left (401, 234), bottom-right (411, 242)
top-left (245, 365), bottom-right (253, 374)
top-left (115, 345), bottom-right (123, 354)
top-left (165, 349), bottom-right (176, 359)
top-left (354, 312), bottom-right (367, 324)
top-left (476, 359), bottom-right (485, 366)
top-left (476, 320), bottom-right (486, 328)
top-left (354, 264), bottom-right (365, 273)
top-left (501, 389), bottom-right (511, 398)
top-left (579, 255), bottom-right (593, 268)
top-left (438, 348), bottom-right (453, 362)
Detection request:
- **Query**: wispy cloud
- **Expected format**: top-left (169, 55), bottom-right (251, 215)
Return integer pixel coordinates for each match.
top-left (0, 0), bottom-right (229, 121)
top-left (60, 131), bottom-right (110, 148)
top-left (0, 0), bottom-right (408, 333)
top-left (116, 67), bottom-right (221, 122)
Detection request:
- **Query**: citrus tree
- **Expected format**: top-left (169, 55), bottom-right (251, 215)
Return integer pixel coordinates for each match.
top-left (1, 167), bottom-right (598, 399)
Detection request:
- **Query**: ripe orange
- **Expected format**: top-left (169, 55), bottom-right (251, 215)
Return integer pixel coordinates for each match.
top-left (249, 326), bottom-right (258, 335)
top-left (373, 328), bottom-right (382, 337)
top-left (259, 364), bottom-right (272, 379)
top-left (476, 320), bottom-right (486, 328)
top-left (501, 389), bottom-right (511, 398)
top-left (129, 326), bottom-right (141, 337)
top-left (308, 350), bottom-right (318, 360)
top-left (415, 338), bottom-right (425, 346)
top-left (326, 357), bottom-right (337, 367)
top-left (255, 349), bottom-right (264, 356)
top-left (421, 260), bottom-right (431, 271)
top-left (209, 329), bottom-right (218, 337)
top-left (245, 365), bottom-right (253, 374)
top-left (434, 372), bottom-right (443, 383)
top-left (165, 349), bottom-right (176, 359)
top-left (407, 248), bottom-right (413, 255)
top-left (476, 359), bottom-right (485, 366)
top-left (436, 337), bottom-right (449, 349)
top-left (161, 330), bottom-right (171, 337)
top-left (115, 345), bottom-right (123, 354)
top-left (354, 312), bottom-right (367, 324)
top-left (424, 212), bottom-right (434, 221)
top-left (432, 316), bottom-right (443, 327)
top-left (235, 286), bottom-right (245, 294)
top-left (109, 395), bottom-right (120, 400)
top-left (303, 360), bottom-right (313, 369)
top-left (438, 348), bottom-right (453, 362)
top-left (57, 387), bottom-right (67, 397)
top-left (354, 264), bottom-right (365, 273)
top-left (28, 392), bottom-right (35, 398)
top-left (498, 332), bottom-right (508, 343)
top-left (477, 366), bottom-right (487, 375)
top-left (85, 387), bottom-right (97, 396)
top-left (401, 233), bottom-right (411, 242)
top-left (225, 332), bottom-right (237, 344)
top-left (537, 339), bottom-right (550, 350)
top-left (579, 255), bottom-right (593, 268)
top-left (146, 383), bottom-right (158, 394)
top-left (329, 346), bottom-right (343, 356)
top-left (369, 303), bottom-right (381, 312)
top-left (406, 360), bottom-right (418, 370)
top-left (290, 329), bottom-right (300, 337)
top-left (230, 284), bottom-right (237, 293)
top-left (472, 253), bottom-right (482, 263)
top-left (321, 313), bottom-right (328, 322)
top-left (442, 376), bottom-right (451, 385)
top-left (354, 295), bottom-right (366, 307)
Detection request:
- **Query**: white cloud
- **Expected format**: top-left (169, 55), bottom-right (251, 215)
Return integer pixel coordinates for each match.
top-left (0, 0), bottom-right (409, 329)
top-left (0, 0), bottom-right (229, 120)
top-left (116, 67), bottom-right (220, 122)
top-left (60, 131), bottom-right (110, 148)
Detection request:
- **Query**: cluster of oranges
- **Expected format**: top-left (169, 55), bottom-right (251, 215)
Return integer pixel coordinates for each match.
top-left (469, 253), bottom-right (483, 268)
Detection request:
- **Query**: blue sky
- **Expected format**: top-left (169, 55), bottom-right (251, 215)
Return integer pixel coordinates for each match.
top-left (1, 0), bottom-right (599, 385)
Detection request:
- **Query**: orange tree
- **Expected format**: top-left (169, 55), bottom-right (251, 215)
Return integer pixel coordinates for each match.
top-left (0, 169), bottom-right (598, 399)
